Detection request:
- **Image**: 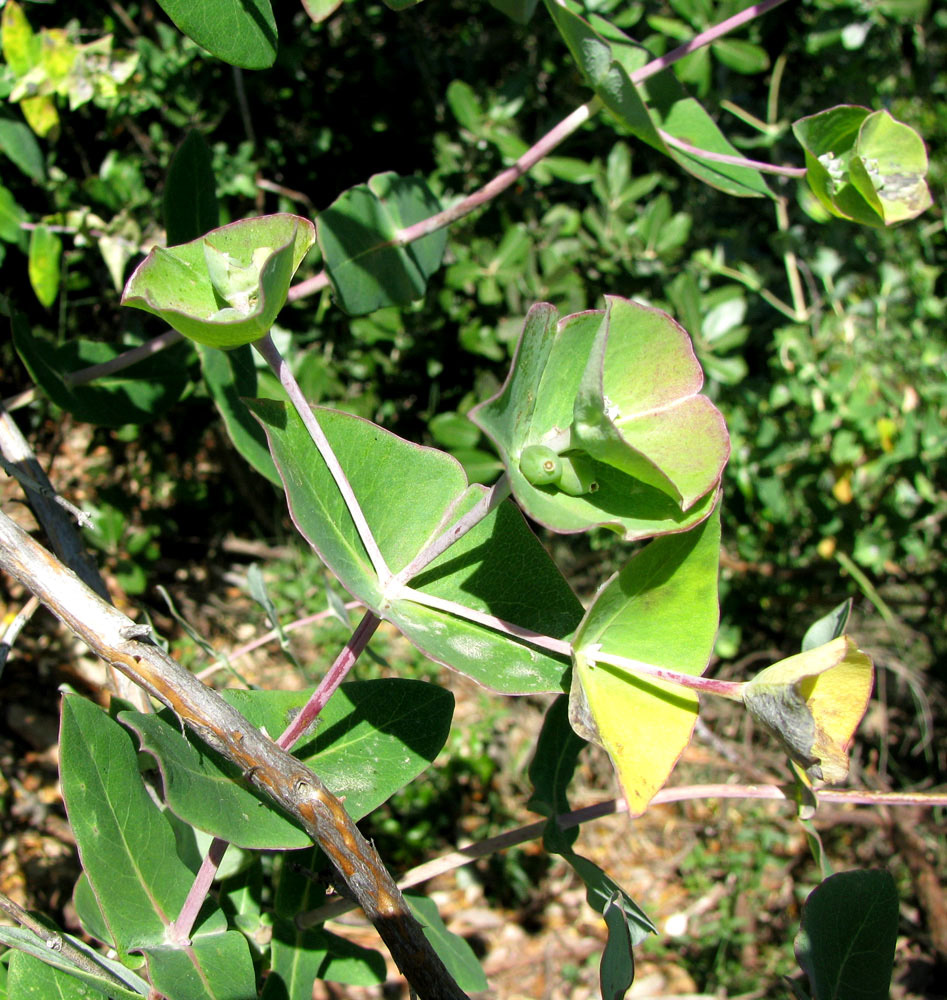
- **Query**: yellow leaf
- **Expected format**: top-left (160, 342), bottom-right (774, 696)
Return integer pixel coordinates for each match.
top-left (742, 636), bottom-right (873, 783)
top-left (572, 648), bottom-right (700, 816)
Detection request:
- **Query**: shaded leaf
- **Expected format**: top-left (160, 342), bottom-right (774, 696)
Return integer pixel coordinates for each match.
top-left (316, 172), bottom-right (446, 315)
top-left (795, 870), bottom-right (898, 1000)
top-left (0, 117), bottom-right (45, 180)
top-left (164, 131), bottom-right (219, 246)
top-left (405, 893), bottom-right (488, 993)
top-left (198, 344), bottom-right (280, 484)
top-left (120, 679), bottom-right (453, 849)
top-left (12, 311), bottom-right (191, 426)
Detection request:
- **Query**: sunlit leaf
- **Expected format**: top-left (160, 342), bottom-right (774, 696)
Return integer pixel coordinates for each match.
top-left (570, 506), bottom-right (721, 814)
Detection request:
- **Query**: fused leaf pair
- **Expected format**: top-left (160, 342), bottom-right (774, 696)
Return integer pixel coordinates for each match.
top-left (471, 296), bottom-right (730, 540)
top-left (122, 214), bottom-right (315, 348)
top-left (794, 107), bottom-right (933, 228)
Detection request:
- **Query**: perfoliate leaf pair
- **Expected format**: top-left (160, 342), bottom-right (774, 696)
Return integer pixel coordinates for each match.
top-left (122, 214), bottom-right (315, 349)
top-left (471, 296), bottom-right (729, 540)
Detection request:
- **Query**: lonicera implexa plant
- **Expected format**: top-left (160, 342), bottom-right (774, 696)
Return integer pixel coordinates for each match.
top-left (0, 1), bottom-right (942, 999)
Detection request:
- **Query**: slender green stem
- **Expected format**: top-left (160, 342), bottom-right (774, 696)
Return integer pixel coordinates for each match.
top-left (629, 0), bottom-right (793, 85)
top-left (775, 195), bottom-right (809, 320)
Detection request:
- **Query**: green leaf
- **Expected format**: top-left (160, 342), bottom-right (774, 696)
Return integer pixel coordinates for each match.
top-left (0, 117), bottom-right (45, 180)
top-left (153, 0), bottom-right (277, 69)
top-left (198, 344), bottom-right (280, 484)
top-left (164, 131), bottom-right (219, 246)
top-left (300, 0), bottom-right (345, 24)
top-left (570, 506), bottom-right (721, 814)
top-left (28, 224), bottom-right (61, 307)
top-left (446, 80), bottom-right (485, 131)
top-left (1, 2), bottom-right (40, 77)
top-left (122, 214), bottom-right (315, 349)
top-left (795, 870), bottom-right (898, 1000)
top-left (470, 301), bottom-right (724, 539)
top-left (59, 697), bottom-right (256, 1000)
top-left (487, 0), bottom-right (540, 24)
top-left (0, 183), bottom-right (27, 244)
top-left (851, 109), bottom-right (933, 224)
top-left (248, 399), bottom-right (582, 693)
top-left (571, 296), bottom-right (730, 509)
top-left (404, 893), bottom-right (488, 993)
top-left (563, 853), bottom-right (656, 940)
top-left (711, 38), bottom-right (770, 75)
top-left (8, 950), bottom-right (113, 999)
top-left (543, 0), bottom-right (771, 198)
top-left (264, 926), bottom-right (386, 995)
top-left (11, 312), bottom-right (191, 426)
top-left (600, 892), bottom-right (635, 1000)
top-left (802, 600), bottom-right (852, 651)
top-left (316, 172), bottom-right (446, 315)
top-left (120, 679), bottom-right (453, 849)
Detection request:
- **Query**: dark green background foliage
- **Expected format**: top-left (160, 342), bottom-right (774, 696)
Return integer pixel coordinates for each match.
top-left (2, 0), bottom-right (944, 745)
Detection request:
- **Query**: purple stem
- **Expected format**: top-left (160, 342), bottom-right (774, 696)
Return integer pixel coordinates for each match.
top-left (588, 650), bottom-right (746, 700)
top-left (391, 475), bottom-right (512, 587)
top-left (172, 610), bottom-right (382, 942)
top-left (630, 0), bottom-right (794, 85)
top-left (276, 610), bottom-right (381, 750)
top-left (169, 836), bottom-right (229, 945)
top-left (391, 99), bottom-right (600, 247)
top-left (658, 128), bottom-right (808, 177)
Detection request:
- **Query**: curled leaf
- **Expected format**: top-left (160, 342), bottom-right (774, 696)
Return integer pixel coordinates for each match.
top-left (742, 636), bottom-right (873, 783)
top-left (122, 214), bottom-right (315, 349)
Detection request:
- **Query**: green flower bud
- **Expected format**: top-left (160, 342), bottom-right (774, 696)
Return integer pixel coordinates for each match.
top-left (555, 454), bottom-right (599, 496)
top-left (519, 445), bottom-right (562, 486)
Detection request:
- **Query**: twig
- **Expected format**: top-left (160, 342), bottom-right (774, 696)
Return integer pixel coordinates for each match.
top-left (0, 508), bottom-right (469, 1000)
top-left (0, 594), bottom-right (40, 681)
top-left (0, 890), bottom-right (128, 986)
